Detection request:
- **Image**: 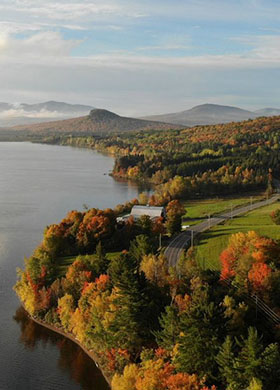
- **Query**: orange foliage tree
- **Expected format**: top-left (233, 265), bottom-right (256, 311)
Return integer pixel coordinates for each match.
top-left (220, 231), bottom-right (280, 298)
top-left (112, 358), bottom-right (217, 390)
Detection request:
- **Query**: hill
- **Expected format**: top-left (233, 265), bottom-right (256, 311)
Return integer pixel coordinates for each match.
top-left (0, 100), bottom-right (94, 126)
top-left (7, 108), bottom-right (183, 135)
top-left (142, 103), bottom-right (260, 126)
top-left (255, 108), bottom-right (280, 116)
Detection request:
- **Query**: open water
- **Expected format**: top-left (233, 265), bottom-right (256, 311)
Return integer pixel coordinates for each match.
top-left (0, 142), bottom-right (141, 390)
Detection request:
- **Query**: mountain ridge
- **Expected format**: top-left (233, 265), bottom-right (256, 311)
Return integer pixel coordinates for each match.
top-left (141, 103), bottom-right (280, 126)
top-left (5, 108), bottom-right (184, 135)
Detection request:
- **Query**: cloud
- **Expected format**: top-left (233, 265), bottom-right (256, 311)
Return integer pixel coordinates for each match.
top-left (0, 1), bottom-right (279, 114)
top-left (0, 1), bottom-right (146, 34)
top-left (23, 2), bottom-right (120, 21)
top-left (134, 0), bottom-right (280, 23)
top-left (230, 34), bottom-right (280, 60)
top-left (1, 29), bottom-right (279, 69)
top-left (0, 108), bottom-right (68, 119)
top-left (0, 44), bottom-right (279, 117)
top-left (0, 31), bottom-right (80, 58)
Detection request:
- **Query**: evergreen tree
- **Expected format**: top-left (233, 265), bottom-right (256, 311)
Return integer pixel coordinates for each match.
top-left (235, 327), bottom-right (263, 388)
top-left (155, 305), bottom-right (180, 351)
top-left (108, 253), bottom-right (163, 353)
top-left (94, 241), bottom-right (108, 274)
top-left (129, 234), bottom-right (154, 263)
top-left (216, 336), bottom-right (238, 390)
top-left (175, 294), bottom-right (222, 381)
top-left (260, 343), bottom-right (280, 389)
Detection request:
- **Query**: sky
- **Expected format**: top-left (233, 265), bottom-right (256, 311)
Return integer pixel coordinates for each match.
top-left (0, 0), bottom-right (279, 116)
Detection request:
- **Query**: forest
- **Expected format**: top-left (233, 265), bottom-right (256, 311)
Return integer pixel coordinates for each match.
top-left (14, 115), bottom-right (280, 390)
top-left (15, 198), bottom-right (280, 390)
top-left (41, 116), bottom-right (280, 205)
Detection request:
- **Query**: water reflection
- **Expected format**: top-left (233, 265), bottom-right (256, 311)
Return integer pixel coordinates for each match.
top-left (14, 307), bottom-right (110, 390)
top-left (112, 176), bottom-right (153, 194)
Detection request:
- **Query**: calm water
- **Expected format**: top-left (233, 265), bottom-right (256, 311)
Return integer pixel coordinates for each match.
top-left (0, 142), bottom-right (141, 390)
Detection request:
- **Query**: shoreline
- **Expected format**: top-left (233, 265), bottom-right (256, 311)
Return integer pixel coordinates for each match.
top-left (22, 306), bottom-right (112, 388)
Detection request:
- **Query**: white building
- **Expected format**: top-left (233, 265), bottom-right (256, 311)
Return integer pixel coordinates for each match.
top-left (117, 205), bottom-right (166, 222)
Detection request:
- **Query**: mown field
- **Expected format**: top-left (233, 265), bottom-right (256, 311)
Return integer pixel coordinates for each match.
top-left (183, 194), bottom-right (264, 226)
top-left (55, 251), bottom-right (121, 277)
top-left (194, 202), bottom-right (280, 270)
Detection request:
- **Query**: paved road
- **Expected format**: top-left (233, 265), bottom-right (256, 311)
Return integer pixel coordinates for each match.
top-left (165, 194), bottom-right (280, 267)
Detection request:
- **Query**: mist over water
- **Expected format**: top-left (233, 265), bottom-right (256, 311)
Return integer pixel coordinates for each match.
top-left (0, 142), bottom-right (141, 390)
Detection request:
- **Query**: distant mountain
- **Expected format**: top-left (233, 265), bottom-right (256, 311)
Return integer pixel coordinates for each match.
top-left (254, 108), bottom-right (280, 116)
top-left (8, 108), bottom-right (183, 134)
top-left (141, 104), bottom-right (259, 126)
top-left (0, 101), bottom-right (94, 126)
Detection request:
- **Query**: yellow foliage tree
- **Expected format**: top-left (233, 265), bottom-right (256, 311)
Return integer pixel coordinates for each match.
top-left (58, 293), bottom-right (75, 332)
top-left (140, 254), bottom-right (169, 287)
top-left (111, 363), bottom-right (139, 390)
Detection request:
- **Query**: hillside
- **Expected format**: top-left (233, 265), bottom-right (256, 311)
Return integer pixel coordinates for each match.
top-left (255, 108), bottom-right (280, 116)
top-left (7, 108), bottom-right (183, 135)
top-left (78, 115), bottom-right (280, 201)
top-left (142, 103), bottom-right (260, 126)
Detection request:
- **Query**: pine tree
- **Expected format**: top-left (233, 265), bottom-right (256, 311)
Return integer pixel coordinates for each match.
top-left (108, 253), bottom-right (162, 353)
top-left (260, 343), bottom-right (280, 389)
top-left (216, 336), bottom-right (238, 390)
top-left (94, 241), bottom-right (108, 274)
top-left (175, 297), bottom-right (221, 381)
top-left (155, 305), bottom-right (180, 351)
top-left (129, 234), bottom-right (154, 263)
top-left (235, 327), bottom-right (263, 388)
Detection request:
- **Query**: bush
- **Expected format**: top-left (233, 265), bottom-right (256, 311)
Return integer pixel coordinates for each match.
top-left (270, 209), bottom-right (280, 225)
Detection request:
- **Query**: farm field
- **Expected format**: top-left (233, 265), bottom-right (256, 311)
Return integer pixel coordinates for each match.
top-left (194, 202), bottom-right (280, 270)
top-left (183, 193), bottom-right (264, 226)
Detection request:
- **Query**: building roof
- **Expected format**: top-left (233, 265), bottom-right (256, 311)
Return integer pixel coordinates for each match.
top-left (131, 205), bottom-right (165, 218)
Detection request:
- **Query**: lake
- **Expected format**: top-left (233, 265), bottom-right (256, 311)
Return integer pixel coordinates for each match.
top-left (0, 142), bottom-right (142, 390)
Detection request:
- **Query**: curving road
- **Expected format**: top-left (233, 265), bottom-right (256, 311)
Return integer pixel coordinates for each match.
top-left (165, 194), bottom-right (280, 267)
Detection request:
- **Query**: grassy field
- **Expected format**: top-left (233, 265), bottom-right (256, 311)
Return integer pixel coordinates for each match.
top-left (195, 202), bottom-right (280, 271)
top-left (55, 251), bottom-right (121, 277)
top-left (183, 194), bottom-right (264, 226)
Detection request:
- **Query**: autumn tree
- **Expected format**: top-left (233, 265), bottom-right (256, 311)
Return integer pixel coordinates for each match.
top-left (220, 231), bottom-right (280, 299)
top-left (166, 200), bottom-right (185, 235)
top-left (140, 254), bottom-right (169, 287)
top-left (270, 208), bottom-right (280, 225)
top-left (112, 358), bottom-right (216, 390)
top-left (58, 293), bottom-right (75, 331)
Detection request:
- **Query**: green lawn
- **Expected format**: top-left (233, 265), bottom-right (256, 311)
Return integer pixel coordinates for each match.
top-left (54, 255), bottom-right (80, 278)
top-left (183, 194), bottom-right (264, 225)
top-left (54, 251), bottom-right (121, 277)
top-left (195, 202), bottom-right (280, 271)
top-left (183, 194), bottom-right (264, 226)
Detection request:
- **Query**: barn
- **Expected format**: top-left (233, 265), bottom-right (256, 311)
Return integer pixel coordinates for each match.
top-left (117, 205), bottom-right (166, 222)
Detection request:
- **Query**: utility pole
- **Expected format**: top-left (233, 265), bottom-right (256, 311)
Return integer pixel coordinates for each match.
top-left (191, 230), bottom-right (194, 248)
